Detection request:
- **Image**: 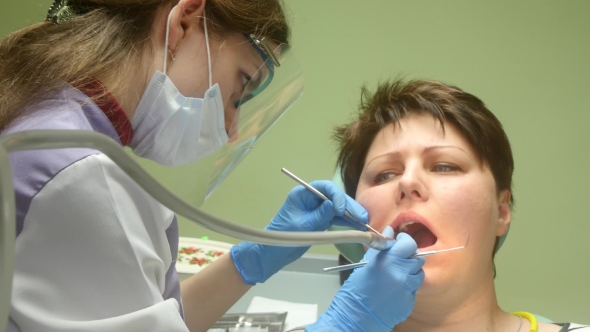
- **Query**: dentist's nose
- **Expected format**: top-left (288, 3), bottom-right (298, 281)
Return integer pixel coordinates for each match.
top-left (396, 165), bottom-right (428, 204)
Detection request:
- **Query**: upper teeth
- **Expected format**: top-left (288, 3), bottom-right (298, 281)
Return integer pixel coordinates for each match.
top-left (399, 221), bottom-right (418, 232)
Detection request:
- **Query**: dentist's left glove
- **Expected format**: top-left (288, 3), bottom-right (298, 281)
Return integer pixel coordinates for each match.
top-left (231, 180), bottom-right (368, 285)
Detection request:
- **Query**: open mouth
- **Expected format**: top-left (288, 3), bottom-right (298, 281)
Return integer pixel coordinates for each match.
top-left (394, 221), bottom-right (438, 249)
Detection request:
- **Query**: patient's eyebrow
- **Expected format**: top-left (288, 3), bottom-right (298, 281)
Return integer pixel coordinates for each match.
top-left (364, 145), bottom-right (470, 168)
top-left (423, 145), bottom-right (467, 154)
top-left (365, 151), bottom-right (402, 167)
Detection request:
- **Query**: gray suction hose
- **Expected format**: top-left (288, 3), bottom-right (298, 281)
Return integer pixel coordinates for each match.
top-left (0, 130), bottom-right (393, 329)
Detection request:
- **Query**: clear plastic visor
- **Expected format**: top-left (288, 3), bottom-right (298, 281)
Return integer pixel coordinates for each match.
top-left (132, 42), bottom-right (303, 207)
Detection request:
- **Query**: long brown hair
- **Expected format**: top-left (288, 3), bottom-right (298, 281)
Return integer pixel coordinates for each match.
top-left (0, 0), bottom-right (290, 131)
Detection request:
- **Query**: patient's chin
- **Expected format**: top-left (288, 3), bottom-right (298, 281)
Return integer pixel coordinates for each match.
top-left (417, 260), bottom-right (459, 292)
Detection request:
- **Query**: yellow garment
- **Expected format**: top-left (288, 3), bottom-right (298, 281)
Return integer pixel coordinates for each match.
top-left (512, 312), bottom-right (539, 332)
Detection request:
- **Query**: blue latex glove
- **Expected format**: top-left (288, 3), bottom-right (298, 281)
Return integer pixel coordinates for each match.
top-left (307, 226), bottom-right (425, 332)
top-left (231, 180), bottom-right (368, 285)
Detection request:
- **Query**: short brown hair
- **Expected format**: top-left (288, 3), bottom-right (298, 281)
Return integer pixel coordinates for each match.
top-left (334, 79), bottom-right (514, 207)
top-left (334, 79), bottom-right (514, 273)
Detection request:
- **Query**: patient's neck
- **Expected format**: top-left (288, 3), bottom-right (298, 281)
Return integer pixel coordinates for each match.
top-left (393, 273), bottom-right (514, 332)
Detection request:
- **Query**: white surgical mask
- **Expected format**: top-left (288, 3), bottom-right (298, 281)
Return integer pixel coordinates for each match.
top-left (129, 6), bottom-right (228, 166)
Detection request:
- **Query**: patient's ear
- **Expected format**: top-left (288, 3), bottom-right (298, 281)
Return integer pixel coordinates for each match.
top-left (496, 190), bottom-right (511, 237)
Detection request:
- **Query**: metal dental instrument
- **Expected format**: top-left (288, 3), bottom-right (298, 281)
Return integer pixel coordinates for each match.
top-left (323, 235), bottom-right (470, 273)
top-left (280, 168), bottom-right (386, 239)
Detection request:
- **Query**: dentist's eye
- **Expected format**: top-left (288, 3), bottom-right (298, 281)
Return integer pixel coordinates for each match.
top-left (433, 164), bottom-right (460, 172)
top-left (241, 74), bottom-right (252, 88)
top-left (241, 73), bottom-right (257, 97)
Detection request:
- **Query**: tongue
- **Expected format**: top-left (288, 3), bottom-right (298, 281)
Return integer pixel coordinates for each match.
top-left (398, 223), bottom-right (438, 249)
top-left (412, 229), bottom-right (437, 249)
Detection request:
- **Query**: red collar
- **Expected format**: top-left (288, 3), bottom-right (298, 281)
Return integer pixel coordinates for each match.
top-left (78, 81), bottom-right (134, 146)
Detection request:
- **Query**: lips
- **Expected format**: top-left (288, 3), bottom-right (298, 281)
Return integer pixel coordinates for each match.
top-left (390, 211), bottom-right (438, 249)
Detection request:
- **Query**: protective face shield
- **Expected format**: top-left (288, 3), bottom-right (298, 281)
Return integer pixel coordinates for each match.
top-left (204, 37), bottom-right (302, 196)
top-left (131, 33), bottom-right (303, 207)
top-left (203, 40), bottom-right (303, 203)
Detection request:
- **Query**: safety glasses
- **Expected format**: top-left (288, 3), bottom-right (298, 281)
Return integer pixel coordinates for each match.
top-left (235, 34), bottom-right (280, 108)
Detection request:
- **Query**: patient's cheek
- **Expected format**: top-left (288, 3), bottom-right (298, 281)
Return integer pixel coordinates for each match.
top-left (356, 191), bottom-right (391, 232)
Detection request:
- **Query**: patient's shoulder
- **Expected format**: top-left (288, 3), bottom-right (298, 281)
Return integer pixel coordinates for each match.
top-left (546, 322), bottom-right (590, 332)
top-left (537, 322), bottom-right (563, 332)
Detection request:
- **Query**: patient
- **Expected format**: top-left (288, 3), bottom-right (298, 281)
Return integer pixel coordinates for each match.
top-left (332, 79), bottom-right (589, 332)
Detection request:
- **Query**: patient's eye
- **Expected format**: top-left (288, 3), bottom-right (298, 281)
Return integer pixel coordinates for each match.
top-left (374, 172), bottom-right (396, 183)
top-left (433, 164), bottom-right (460, 173)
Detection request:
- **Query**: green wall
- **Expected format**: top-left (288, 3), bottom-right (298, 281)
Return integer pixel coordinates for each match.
top-left (3, 0), bottom-right (589, 324)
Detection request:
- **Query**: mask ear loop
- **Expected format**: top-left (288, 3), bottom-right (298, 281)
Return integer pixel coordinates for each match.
top-left (163, 5), bottom-right (177, 74)
top-left (203, 11), bottom-right (212, 88)
top-left (163, 5), bottom-right (212, 89)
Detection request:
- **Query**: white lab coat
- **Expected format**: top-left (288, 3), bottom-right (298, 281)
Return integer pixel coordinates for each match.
top-left (4, 86), bottom-right (189, 331)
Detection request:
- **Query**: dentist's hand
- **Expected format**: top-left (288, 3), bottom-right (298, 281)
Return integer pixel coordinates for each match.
top-left (231, 180), bottom-right (368, 285)
top-left (307, 227), bottom-right (425, 332)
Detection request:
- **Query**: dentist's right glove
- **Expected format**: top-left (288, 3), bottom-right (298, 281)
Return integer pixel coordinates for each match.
top-left (307, 226), bottom-right (425, 332)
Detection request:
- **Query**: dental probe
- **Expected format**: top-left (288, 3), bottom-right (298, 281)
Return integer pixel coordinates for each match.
top-left (323, 235), bottom-right (470, 273)
top-left (281, 168), bottom-right (386, 239)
